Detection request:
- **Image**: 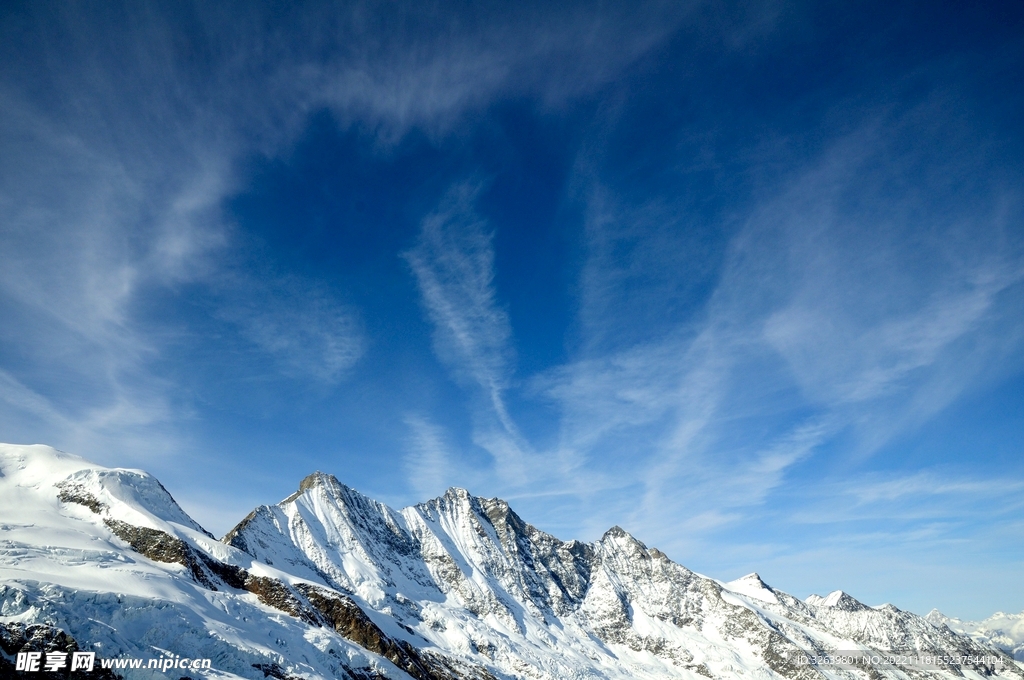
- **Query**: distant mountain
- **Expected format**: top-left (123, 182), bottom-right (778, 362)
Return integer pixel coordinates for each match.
top-left (926, 609), bottom-right (1024, 662)
top-left (2, 443), bottom-right (1022, 680)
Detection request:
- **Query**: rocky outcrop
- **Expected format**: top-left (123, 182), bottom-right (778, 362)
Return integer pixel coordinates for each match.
top-left (54, 482), bottom-right (106, 515)
top-left (0, 622), bottom-right (121, 680)
top-left (103, 518), bottom-right (217, 588)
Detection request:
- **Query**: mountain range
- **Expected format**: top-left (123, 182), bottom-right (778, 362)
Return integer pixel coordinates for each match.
top-left (1, 443), bottom-right (1021, 680)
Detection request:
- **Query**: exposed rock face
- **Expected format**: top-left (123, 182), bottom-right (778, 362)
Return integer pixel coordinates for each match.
top-left (0, 622), bottom-right (121, 680)
top-left (55, 483), bottom-right (107, 515)
top-left (103, 518), bottom-right (218, 588)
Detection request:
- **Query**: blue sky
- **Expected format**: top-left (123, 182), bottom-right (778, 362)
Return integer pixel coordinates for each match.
top-left (1, 1), bottom-right (1022, 620)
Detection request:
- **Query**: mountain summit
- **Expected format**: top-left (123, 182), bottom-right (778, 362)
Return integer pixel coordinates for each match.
top-left (1, 443), bottom-right (1021, 680)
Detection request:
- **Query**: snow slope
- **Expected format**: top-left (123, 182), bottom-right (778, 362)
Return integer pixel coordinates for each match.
top-left (2, 443), bottom-right (1022, 680)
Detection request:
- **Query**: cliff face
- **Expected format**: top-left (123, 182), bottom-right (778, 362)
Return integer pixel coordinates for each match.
top-left (2, 444), bottom-right (1021, 680)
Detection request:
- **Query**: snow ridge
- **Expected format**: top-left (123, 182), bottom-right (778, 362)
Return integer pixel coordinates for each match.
top-left (2, 444), bottom-right (1022, 680)
top-left (225, 469), bottom-right (1023, 680)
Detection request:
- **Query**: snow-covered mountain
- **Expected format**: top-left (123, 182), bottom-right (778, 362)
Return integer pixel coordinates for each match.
top-left (926, 610), bottom-right (1024, 662)
top-left (1, 443), bottom-right (1021, 680)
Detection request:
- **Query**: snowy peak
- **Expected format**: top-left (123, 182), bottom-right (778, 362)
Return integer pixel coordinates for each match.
top-left (599, 524), bottom-right (650, 554)
top-left (601, 524), bottom-right (632, 541)
top-left (223, 471), bottom-right (421, 600)
top-left (734, 572), bottom-right (769, 588)
top-left (410, 485), bottom-right (478, 520)
top-left (286, 470), bottom-right (379, 513)
top-left (413, 487), bottom-right (545, 543)
top-left (0, 443), bottom-right (208, 538)
top-left (725, 572), bottom-right (780, 604)
top-left (806, 589), bottom-right (869, 611)
top-left (929, 609), bottom-right (1024, 660)
top-left (297, 470), bottom-right (336, 493)
top-left (56, 467), bottom-right (208, 535)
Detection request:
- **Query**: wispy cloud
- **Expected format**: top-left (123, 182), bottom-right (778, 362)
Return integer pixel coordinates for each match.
top-left (0, 0), bottom-right (710, 537)
top-left (400, 105), bottom-right (1023, 557)
top-left (792, 471), bottom-right (1024, 522)
top-left (0, 90), bottom-right (218, 461)
top-left (301, 2), bottom-right (695, 143)
top-left (402, 183), bottom-right (538, 488)
top-left (403, 183), bottom-right (517, 431)
top-left (216, 274), bottom-right (365, 384)
top-left (402, 184), bottom-right (624, 501)
top-left (0, 369), bottom-right (68, 429)
top-left (401, 414), bottom-right (483, 500)
top-left (0, 0), bottom-right (720, 470)
top-left (532, 100), bottom-right (1024, 554)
